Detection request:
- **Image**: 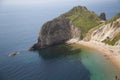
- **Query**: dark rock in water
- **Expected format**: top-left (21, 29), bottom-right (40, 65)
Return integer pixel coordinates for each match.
top-left (29, 43), bottom-right (41, 51)
top-left (99, 12), bottom-right (106, 20)
top-left (8, 51), bottom-right (20, 57)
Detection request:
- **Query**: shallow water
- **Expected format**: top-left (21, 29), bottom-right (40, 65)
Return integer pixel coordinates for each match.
top-left (71, 44), bottom-right (120, 80)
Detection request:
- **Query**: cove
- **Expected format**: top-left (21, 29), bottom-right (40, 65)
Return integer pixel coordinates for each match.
top-left (0, 44), bottom-right (120, 80)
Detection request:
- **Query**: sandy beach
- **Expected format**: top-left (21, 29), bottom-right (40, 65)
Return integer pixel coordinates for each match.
top-left (66, 39), bottom-right (120, 71)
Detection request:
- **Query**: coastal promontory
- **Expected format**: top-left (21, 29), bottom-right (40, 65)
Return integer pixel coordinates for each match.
top-left (30, 6), bottom-right (102, 50)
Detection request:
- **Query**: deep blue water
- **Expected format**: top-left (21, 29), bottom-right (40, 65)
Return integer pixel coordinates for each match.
top-left (0, 45), bottom-right (90, 80)
top-left (0, 1), bottom-right (120, 80)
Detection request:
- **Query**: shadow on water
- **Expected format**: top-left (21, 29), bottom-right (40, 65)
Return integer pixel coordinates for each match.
top-left (34, 44), bottom-right (91, 80)
top-left (0, 74), bottom-right (3, 80)
top-left (37, 44), bottom-right (82, 60)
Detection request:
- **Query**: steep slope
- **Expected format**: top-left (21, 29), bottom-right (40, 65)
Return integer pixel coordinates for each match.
top-left (61, 6), bottom-right (101, 37)
top-left (31, 17), bottom-right (80, 50)
top-left (30, 6), bottom-right (102, 50)
top-left (115, 40), bottom-right (120, 46)
top-left (89, 14), bottom-right (120, 46)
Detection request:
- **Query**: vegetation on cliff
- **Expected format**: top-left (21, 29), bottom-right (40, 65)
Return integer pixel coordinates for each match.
top-left (103, 35), bottom-right (120, 45)
top-left (88, 14), bottom-right (120, 46)
top-left (103, 13), bottom-right (120, 45)
top-left (105, 13), bottom-right (120, 24)
top-left (61, 6), bottom-right (101, 37)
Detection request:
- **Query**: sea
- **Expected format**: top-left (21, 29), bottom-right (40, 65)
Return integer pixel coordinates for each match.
top-left (0, 1), bottom-right (120, 80)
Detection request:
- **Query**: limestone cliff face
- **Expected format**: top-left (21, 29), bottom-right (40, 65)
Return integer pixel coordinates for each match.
top-left (30, 17), bottom-right (80, 50)
top-left (90, 18), bottom-right (120, 42)
top-left (85, 17), bottom-right (120, 47)
top-left (70, 21), bottom-right (81, 39)
top-left (115, 40), bottom-right (120, 46)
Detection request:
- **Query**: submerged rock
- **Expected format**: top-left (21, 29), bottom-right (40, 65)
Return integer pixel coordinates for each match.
top-left (8, 51), bottom-right (20, 57)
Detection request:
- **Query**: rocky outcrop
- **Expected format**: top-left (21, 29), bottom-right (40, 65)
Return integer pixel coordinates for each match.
top-left (30, 17), bottom-right (80, 50)
top-left (99, 12), bottom-right (106, 20)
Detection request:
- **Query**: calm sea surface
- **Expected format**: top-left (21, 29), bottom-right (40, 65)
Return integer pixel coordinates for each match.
top-left (0, 2), bottom-right (120, 80)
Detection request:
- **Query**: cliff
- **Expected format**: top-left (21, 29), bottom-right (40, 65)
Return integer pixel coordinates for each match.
top-left (30, 6), bottom-right (101, 50)
top-left (31, 17), bottom-right (80, 50)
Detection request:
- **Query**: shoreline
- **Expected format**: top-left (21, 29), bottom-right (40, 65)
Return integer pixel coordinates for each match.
top-left (66, 39), bottom-right (120, 71)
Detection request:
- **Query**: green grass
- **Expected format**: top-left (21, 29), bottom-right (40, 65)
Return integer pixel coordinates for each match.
top-left (105, 13), bottom-right (120, 24)
top-left (63, 6), bottom-right (101, 37)
top-left (103, 35), bottom-right (120, 45)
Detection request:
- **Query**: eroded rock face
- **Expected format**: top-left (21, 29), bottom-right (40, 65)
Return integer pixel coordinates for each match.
top-left (30, 17), bottom-right (80, 50)
top-left (115, 40), bottom-right (120, 46)
top-left (39, 17), bottom-right (71, 48)
top-left (90, 18), bottom-right (120, 42)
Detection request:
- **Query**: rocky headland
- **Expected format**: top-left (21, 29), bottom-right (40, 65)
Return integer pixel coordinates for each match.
top-left (30, 6), bottom-right (103, 50)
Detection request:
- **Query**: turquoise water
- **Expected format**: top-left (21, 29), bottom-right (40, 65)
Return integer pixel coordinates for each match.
top-left (0, 1), bottom-right (120, 80)
top-left (71, 45), bottom-right (120, 80)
